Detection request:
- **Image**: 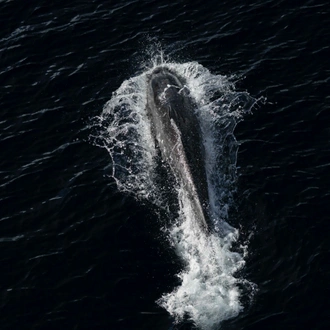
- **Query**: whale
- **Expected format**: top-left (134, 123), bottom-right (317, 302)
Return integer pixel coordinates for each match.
top-left (146, 66), bottom-right (209, 232)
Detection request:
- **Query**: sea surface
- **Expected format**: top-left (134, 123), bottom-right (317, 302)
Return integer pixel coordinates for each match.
top-left (1, 1), bottom-right (329, 329)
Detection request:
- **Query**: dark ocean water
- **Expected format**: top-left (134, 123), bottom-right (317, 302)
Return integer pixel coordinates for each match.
top-left (1, 1), bottom-right (329, 329)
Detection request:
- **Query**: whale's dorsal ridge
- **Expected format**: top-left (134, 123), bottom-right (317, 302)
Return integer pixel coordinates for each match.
top-left (146, 66), bottom-right (209, 233)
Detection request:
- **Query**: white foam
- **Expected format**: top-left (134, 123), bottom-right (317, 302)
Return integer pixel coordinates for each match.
top-left (158, 186), bottom-right (245, 329)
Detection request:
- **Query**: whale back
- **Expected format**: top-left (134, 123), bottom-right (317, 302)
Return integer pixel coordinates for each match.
top-left (147, 67), bottom-right (209, 231)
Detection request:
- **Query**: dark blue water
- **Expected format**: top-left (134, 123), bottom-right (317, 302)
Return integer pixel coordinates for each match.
top-left (1, 1), bottom-right (329, 329)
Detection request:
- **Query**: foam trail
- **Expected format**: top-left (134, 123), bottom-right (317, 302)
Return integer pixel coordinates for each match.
top-left (93, 54), bottom-right (258, 329)
top-left (158, 185), bottom-right (245, 329)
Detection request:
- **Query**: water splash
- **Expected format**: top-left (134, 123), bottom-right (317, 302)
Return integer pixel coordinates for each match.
top-left (92, 53), bottom-right (258, 329)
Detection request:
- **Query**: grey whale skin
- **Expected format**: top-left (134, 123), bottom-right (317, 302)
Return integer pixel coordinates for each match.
top-left (146, 67), bottom-right (209, 232)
